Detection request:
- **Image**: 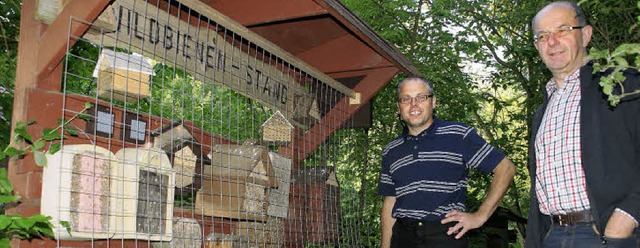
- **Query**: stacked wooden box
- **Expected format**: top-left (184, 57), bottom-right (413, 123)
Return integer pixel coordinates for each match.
top-left (195, 144), bottom-right (278, 221)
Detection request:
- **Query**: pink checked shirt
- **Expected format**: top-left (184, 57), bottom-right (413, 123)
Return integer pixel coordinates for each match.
top-left (534, 69), bottom-right (590, 215)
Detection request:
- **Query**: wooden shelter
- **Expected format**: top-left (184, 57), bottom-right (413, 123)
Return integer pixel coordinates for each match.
top-left (9, 0), bottom-right (420, 247)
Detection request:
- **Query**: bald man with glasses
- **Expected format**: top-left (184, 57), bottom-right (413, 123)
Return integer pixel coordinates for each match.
top-left (378, 77), bottom-right (516, 248)
top-left (526, 1), bottom-right (640, 247)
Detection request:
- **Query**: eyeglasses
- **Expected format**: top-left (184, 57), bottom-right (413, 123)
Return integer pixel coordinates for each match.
top-left (398, 94), bottom-right (434, 105)
top-left (534, 26), bottom-right (584, 44)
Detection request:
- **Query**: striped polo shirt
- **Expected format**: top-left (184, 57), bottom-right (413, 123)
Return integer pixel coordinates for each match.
top-left (378, 117), bottom-right (505, 222)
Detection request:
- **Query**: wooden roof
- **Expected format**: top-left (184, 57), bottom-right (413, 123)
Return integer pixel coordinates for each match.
top-left (16, 0), bottom-right (419, 164)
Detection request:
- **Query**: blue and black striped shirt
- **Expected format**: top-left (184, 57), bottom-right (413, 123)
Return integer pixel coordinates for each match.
top-left (378, 117), bottom-right (504, 222)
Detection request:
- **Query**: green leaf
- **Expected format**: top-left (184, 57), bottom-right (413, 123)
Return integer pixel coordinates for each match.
top-left (41, 128), bottom-right (60, 141)
top-left (613, 57), bottom-right (629, 68)
top-left (13, 123), bottom-right (33, 143)
top-left (0, 238), bottom-right (10, 248)
top-left (84, 102), bottom-right (93, 109)
top-left (77, 113), bottom-right (92, 121)
top-left (0, 180), bottom-right (14, 195)
top-left (0, 215), bottom-right (12, 230)
top-left (0, 195), bottom-right (20, 205)
top-left (0, 152), bottom-right (5, 161)
top-left (33, 151), bottom-right (47, 167)
top-left (30, 140), bottom-right (45, 151)
top-left (4, 146), bottom-right (25, 157)
top-left (60, 220), bottom-right (71, 234)
top-left (49, 143), bottom-right (61, 155)
top-left (613, 43), bottom-right (640, 57)
top-left (13, 216), bottom-right (35, 230)
top-left (65, 127), bottom-right (79, 136)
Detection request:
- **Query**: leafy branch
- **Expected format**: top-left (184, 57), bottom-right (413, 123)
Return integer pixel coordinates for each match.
top-left (588, 43), bottom-right (640, 106)
top-left (0, 102), bottom-right (93, 167)
top-left (0, 102), bottom-right (92, 245)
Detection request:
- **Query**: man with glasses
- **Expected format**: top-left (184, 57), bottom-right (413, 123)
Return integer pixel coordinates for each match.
top-left (378, 77), bottom-right (516, 248)
top-left (526, 1), bottom-right (640, 247)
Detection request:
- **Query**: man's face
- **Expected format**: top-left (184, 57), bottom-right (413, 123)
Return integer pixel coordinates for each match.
top-left (534, 5), bottom-right (592, 79)
top-left (397, 79), bottom-right (435, 135)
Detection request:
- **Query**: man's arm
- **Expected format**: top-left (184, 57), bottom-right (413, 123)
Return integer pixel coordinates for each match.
top-left (381, 196), bottom-right (396, 248)
top-left (441, 157), bottom-right (516, 239)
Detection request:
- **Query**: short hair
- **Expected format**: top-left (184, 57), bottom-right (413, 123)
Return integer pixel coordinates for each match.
top-left (397, 76), bottom-right (434, 96)
top-left (532, 1), bottom-right (588, 31)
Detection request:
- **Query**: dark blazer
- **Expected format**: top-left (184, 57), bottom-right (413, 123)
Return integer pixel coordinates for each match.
top-left (525, 63), bottom-right (640, 247)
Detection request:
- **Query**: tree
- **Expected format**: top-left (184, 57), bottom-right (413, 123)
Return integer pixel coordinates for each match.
top-left (341, 0), bottom-right (639, 246)
top-left (0, 0), bottom-right (22, 148)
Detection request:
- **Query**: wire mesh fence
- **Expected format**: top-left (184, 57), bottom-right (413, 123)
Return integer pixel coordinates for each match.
top-left (39, 0), bottom-right (378, 247)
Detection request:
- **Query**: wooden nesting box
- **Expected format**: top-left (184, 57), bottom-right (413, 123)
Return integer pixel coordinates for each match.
top-left (291, 95), bottom-right (321, 125)
top-left (152, 122), bottom-right (195, 152)
top-left (41, 144), bottom-right (116, 240)
top-left (234, 217), bottom-right (285, 248)
top-left (112, 147), bottom-right (174, 241)
top-left (195, 144), bottom-right (277, 221)
top-left (173, 145), bottom-right (198, 188)
top-left (152, 122), bottom-right (211, 195)
top-left (291, 166), bottom-right (341, 243)
top-left (167, 217), bottom-right (202, 248)
top-left (267, 152), bottom-right (291, 218)
top-left (261, 110), bottom-right (293, 144)
top-left (93, 49), bottom-right (154, 102)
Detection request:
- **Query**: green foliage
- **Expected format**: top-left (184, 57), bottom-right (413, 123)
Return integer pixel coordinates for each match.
top-left (0, 103), bottom-right (91, 165)
top-left (586, 1), bottom-right (640, 106)
top-left (0, 0), bottom-right (22, 149)
top-left (0, 213), bottom-right (55, 245)
top-left (0, 103), bottom-right (89, 243)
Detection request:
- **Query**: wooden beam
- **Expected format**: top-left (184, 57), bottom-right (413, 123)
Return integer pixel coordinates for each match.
top-left (283, 67), bottom-right (399, 164)
top-left (36, 0), bottom-right (110, 82)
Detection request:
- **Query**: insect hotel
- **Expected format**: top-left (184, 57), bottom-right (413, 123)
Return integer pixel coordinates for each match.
top-left (9, 0), bottom-right (420, 247)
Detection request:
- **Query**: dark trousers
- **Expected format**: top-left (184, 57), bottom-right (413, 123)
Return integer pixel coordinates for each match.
top-left (542, 223), bottom-right (638, 248)
top-left (391, 219), bottom-right (467, 248)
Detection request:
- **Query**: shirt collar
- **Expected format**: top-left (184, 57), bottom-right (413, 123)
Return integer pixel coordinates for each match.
top-left (402, 116), bottom-right (441, 139)
top-left (545, 68), bottom-right (581, 97)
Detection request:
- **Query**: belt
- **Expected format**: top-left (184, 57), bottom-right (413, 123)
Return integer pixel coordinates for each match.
top-left (549, 210), bottom-right (594, 226)
top-left (396, 218), bottom-right (426, 227)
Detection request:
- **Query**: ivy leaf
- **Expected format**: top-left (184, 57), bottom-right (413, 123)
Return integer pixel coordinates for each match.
top-left (33, 151), bottom-right (47, 167)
